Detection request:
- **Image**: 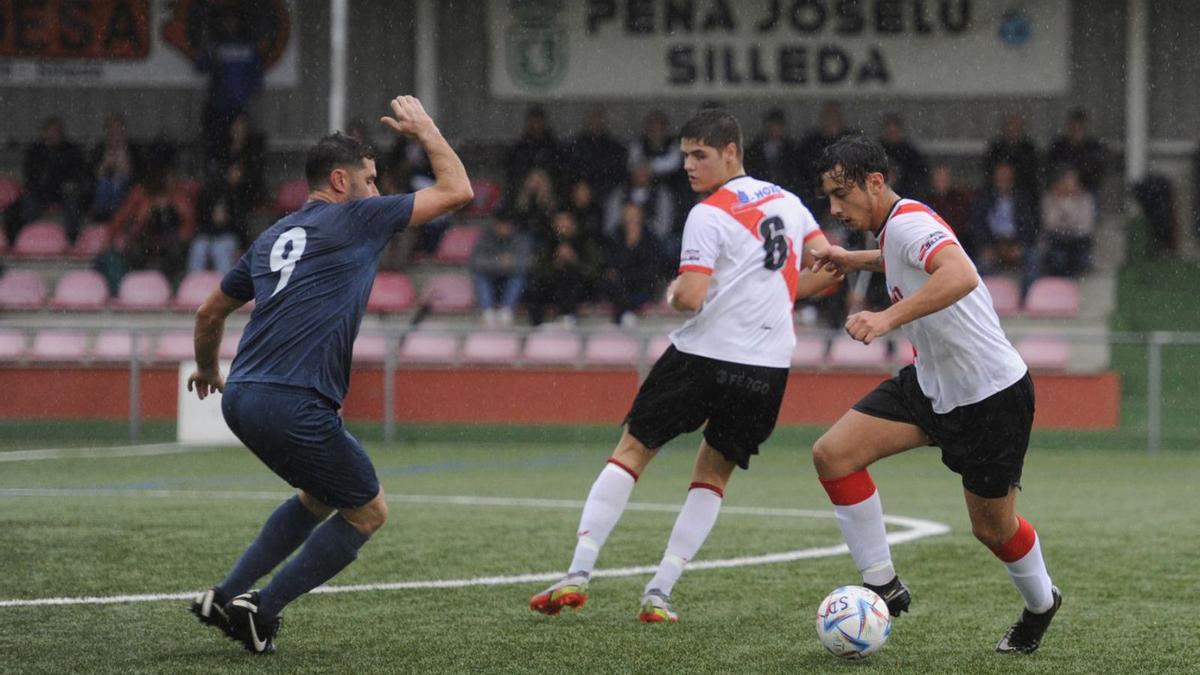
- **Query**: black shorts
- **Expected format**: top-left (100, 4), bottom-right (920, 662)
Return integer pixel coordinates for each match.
top-left (624, 345), bottom-right (789, 470)
top-left (222, 381), bottom-right (380, 509)
top-left (852, 366), bottom-right (1035, 499)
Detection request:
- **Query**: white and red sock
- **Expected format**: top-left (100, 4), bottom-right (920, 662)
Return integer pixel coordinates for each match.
top-left (645, 482), bottom-right (724, 596)
top-left (567, 460), bottom-right (638, 575)
top-left (820, 470), bottom-right (896, 586)
top-left (991, 515), bottom-right (1054, 613)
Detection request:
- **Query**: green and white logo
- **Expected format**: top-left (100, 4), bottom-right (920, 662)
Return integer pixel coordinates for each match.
top-left (505, 0), bottom-right (567, 91)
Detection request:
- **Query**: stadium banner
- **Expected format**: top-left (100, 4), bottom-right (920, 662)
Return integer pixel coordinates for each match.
top-left (176, 362), bottom-right (239, 446)
top-left (489, 0), bottom-right (1070, 98)
top-left (0, 0), bottom-right (298, 87)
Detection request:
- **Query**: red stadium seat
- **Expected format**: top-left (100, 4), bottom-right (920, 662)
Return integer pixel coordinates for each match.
top-left (982, 275), bottom-right (1020, 318)
top-left (92, 331), bottom-right (152, 361)
top-left (274, 178), bottom-right (310, 215)
top-left (12, 221), bottom-right (68, 258)
top-left (524, 329), bottom-right (583, 365)
top-left (174, 271), bottom-right (223, 311)
top-left (219, 331), bottom-right (243, 360)
top-left (0, 176), bottom-right (21, 211)
top-left (399, 330), bottom-right (459, 364)
top-left (367, 272), bottom-right (416, 312)
top-left (1016, 336), bottom-right (1071, 370)
top-left (463, 178), bottom-right (502, 217)
top-left (1023, 277), bottom-right (1080, 318)
top-left (51, 270), bottom-right (109, 310)
top-left (30, 330), bottom-right (88, 361)
top-left (421, 273), bottom-right (474, 314)
top-left (0, 330), bottom-right (27, 360)
top-left (434, 224), bottom-right (482, 264)
top-left (461, 331), bottom-right (521, 364)
top-left (584, 331), bottom-right (642, 367)
top-left (829, 336), bottom-right (890, 368)
top-left (0, 270), bottom-right (47, 310)
top-left (153, 331), bottom-right (195, 361)
top-left (68, 222), bottom-right (112, 260)
top-left (114, 270), bottom-right (171, 310)
top-left (791, 334), bottom-right (828, 368)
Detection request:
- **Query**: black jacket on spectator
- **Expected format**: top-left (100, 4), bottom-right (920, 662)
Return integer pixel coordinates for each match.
top-left (506, 132), bottom-right (560, 196)
top-left (983, 137), bottom-right (1040, 204)
top-left (744, 135), bottom-right (801, 194)
top-left (24, 138), bottom-right (87, 205)
top-left (882, 139), bottom-right (930, 201)
top-left (1047, 136), bottom-right (1106, 194)
top-left (968, 187), bottom-right (1040, 248)
top-left (563, 130), bottom-right (627, 199)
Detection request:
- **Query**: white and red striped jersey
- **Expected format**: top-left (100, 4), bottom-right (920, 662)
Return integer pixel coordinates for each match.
top-left (670, 176), bottom-right (823, 368)
top-left (880, 199), bottom-right (1027, 413)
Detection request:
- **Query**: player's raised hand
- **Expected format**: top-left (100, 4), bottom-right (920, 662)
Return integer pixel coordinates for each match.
top-left (845, 310), bottom-right (894, 345)
top-left (187, 369), bottom-right (225, 401)
top-left (380, 95), bottom-right (436, 138)
top-left (810, 244), bottom-right (850, 275)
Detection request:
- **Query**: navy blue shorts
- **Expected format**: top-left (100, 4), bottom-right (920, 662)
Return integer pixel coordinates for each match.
top-left (222, 381), bottom-right (380, 509)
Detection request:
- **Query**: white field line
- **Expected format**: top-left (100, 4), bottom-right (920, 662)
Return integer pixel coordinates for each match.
top-left (0, 490), bottom-right (950, 609)
top-left (0, 443), bottom-right (224, 462)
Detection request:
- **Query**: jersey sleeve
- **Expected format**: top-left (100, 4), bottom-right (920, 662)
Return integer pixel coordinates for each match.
top-left (797, 201), bottom-right (824, 245)
top-left (678, 205), bottom-right (724, 275)
top-left (893, 216), bottom-right (958, 273)
top-left (349, 194), bottom-right (416, 242)
top-left (220, 250), bottom-right (255, 302)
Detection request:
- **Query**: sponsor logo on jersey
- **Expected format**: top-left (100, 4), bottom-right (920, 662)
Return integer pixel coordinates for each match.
top-left (681, 247), bottom-right (704, 263)
top-left (918, 231), bottom-right (949, 260)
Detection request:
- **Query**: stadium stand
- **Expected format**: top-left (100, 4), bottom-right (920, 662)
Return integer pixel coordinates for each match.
top-left (892, 337), bottom-right (917, 366)
top-left (12, 221), bottom-right (68, 258)
top-left (0, 175), bottom-right (21, 211)
top-left (523, 328), bottom-right (583, 366)
top-left (273, 178), bottom-right (309, 215)
top-left (366, 272), bottom-right (416, 313)
top-left (30, 330), bottom-right (89, 361)
top-left (219, 332), bottom-right (242, 359)
top-left (0, 330), bottom-right (26, 360)
top-left (791, 334), bottom-right (828, 368)
top-left (1015, 336), bottom-right (1073, 370)
top-left (68, 223), bottom-right (111, 260)
top-left (399, 329), bottom-right (459, 364)
top-left (1023, 277), bottom-right (1081, 318)
top-left (352, 334), bottom-right (390, 363)
top-left (982, 275), bottom-right (1021, 317)
top-left (421, 272), bottom-right (474, 313)
top-left (434, 224), bottom-right (482, 264)
top-left (461, 330), bottom-right (521, 364)
top-left (0, 269), bottom-right (48, 310)
top-left (50, 270), bottom-right (108, 310)
top-left (646, 335), bottom-right (672, 361)
top-left (828, 335), bottom-right (890, 369)
top-left (583, 331), bottom-right (642, 367)
top-left (92, 331), bottom-right (151, 361)
top-left (154, 331), bottom-right (195, 361)
top-left (173, 271), bottom-right (223, 311)
top-left (113, 271), bottom-right (172, 311)
top-left (463, 178), bottom-right (503, 218)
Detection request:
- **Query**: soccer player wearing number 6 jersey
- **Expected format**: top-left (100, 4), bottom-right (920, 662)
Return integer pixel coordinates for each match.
top-left (184, 96), bottom-right (472, 654)
top-left (530, 110), bottom-right (840, 623)
top-left (808, 135), bottom-right (1060, 654)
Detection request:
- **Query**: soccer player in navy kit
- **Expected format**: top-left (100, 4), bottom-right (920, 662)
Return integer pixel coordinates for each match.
top-left (185, 96), bottom-right (472, 654)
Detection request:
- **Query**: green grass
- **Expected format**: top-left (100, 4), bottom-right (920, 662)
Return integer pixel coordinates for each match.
top-left (1, 429), bottom-right (1196, 673)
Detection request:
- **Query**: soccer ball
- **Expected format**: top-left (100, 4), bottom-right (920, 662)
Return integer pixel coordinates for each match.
top-left (815, 585), bottom-right (892, 659)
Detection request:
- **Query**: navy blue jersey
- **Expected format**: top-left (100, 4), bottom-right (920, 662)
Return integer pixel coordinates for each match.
top-left (219, 195), bottom-right (414, 404)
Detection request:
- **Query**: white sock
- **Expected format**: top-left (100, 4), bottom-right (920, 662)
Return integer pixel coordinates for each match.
top-left (821, 471), bottom-right (895, 586)
top-left (644, 484), bottom-right (723, 597)
top-left (995, 517), bottom-right (1054, 613)
top-left (567, 462), bottom-right (636, 574)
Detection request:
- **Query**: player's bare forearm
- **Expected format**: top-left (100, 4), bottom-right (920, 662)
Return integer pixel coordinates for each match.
top-left (193, 312), bottom-right (224, 373)
top-left (848, 249), bottom-right (885, 273)
top-left (794, 267), bottom-right (841, 300)
top-left (418, 126), bottom-right (472, 207)
top-left (882, 260), bottom-right (977, 328)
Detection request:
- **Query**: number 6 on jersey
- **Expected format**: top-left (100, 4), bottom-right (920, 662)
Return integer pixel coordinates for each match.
top-left (269, 227), bottom-right (307, 296)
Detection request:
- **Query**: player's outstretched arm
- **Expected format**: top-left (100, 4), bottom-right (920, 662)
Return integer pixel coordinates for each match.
top-left (810, 243), bottom-right (884, 275)
top-left (380, 95), bottom-right (473, 226)
top-left (187, 288), bottom-right (245, 400)
top-left (796, 233), bottom-right (844, 299)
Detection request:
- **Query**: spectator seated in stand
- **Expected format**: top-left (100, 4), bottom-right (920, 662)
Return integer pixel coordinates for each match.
top-left (525, 210), bottom-right (600, 327)
top-left (1040, 167), bottom-right (1096, 278)
top-left (505, 104), bottom-right (560, 198)
top-left (969, 161), bottom-right (1039, 286)
top-left (469, 214), bottom-right (533, 327)
top-left (603, 161), bottom-right (676, 251)
top-left (743, 108), bottom-right (800, 194)
top-left (1047, 107), bottom-right (1107, 198)
top-left (210, 111), bottom-right (267, 209)
top-left (601, 203), bottom-right (667, 328)
top-left (189, 162), bottom-right (251, 274)
top-left (88, 114), bottom-right (141, 222)
top-left (927, 164), bottom-right (977, 258)
top-left (879, 113), bottom-right (930, 201)
top-left (562, 107), bottom-right (627, 200)
top-left (509, 167), bottom-right (558, 240)
top-left (983, 112), bottom-right (1041, 207)
top-left (19, 116), bottom-right (89, 243)
top-left (108, 171), bottom-right (195, 288)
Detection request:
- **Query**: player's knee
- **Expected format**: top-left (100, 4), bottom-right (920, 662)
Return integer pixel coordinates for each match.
top-left (811, 435), bottom-right (839, 475)
top-left (971, 522), bottom-right (1009, 550)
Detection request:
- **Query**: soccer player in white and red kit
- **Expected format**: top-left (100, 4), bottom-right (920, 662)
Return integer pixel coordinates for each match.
top-left (809, 135), bottom-right (1060, 654)
top-left (529, 110), bottom-right (839, 623)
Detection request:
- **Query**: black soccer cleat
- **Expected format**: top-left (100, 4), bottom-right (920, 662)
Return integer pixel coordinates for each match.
top-left (864, 576), bottom-right (912, 617)
top-left (996, 586), bottom-right (1062, 654)
top-left (190, 587), bottom-right (232, 637)
top-left (225, 591), bottom-right (281, 655)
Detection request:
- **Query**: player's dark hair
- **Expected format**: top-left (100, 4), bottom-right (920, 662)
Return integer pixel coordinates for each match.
top-left (680, 109), bottom-right (742, 155)
top-left (815, 134), bottom-right (890, 187)
top-left (305, 132), bottom-right (376, 189)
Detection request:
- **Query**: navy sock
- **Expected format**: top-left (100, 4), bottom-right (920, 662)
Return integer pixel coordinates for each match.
top-left (257, 514), bottom-right (370, 619)
top-left (216, 495), bottom-right (324, 599)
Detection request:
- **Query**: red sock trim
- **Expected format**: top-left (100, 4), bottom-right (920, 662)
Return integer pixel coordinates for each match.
top-left (689, 481), bottom-right (724, 498)
top-left (992, 515), bottom-right (1036, 563)
top-left (819, 470), bottom-right (877, 506)
top-left (606, 458), bottom-right (639, 481)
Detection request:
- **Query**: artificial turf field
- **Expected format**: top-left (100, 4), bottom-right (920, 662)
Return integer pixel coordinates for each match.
top-left (0, 423), bottom-right (1194, 674)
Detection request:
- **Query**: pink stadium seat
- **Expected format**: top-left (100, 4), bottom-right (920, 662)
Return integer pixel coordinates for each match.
top-left (584, 332), bottom-right (642, 367)
top-left (645, 335), bottom-right (673, 361)
top-left (352, 334), bottom-right (390, 363)
top-left (219, 332), bottom-right (243, 360)
top-left (12, 221), bottom-right (68, 258)
top-left (0, 270), bottom-right (47, 310)
top-left (421, 273), bottom-right (474, 313)
top-left (173, 271), bottom-right (223, 311)
top-left (0, 330), bottom-right (26, 360)
top-left (982, 275), bottom-right (1020, 318)
top-left (1023, 277), bottom-right (1080, 318)
top-left (367, 272), bottom-right (416, 313)
top-left (434, 225), bottom-right (482, 264)
top-left (274, 178), bottom-right (310, 215)
top-left (399, 330), bottom-right (459, 364)
top-left (461, 331), bottom-right (521, 364)
top-left (0, 176), bottom-right (21, 211)
top-left (1016, 337), bottom-right (1071, 370)
top-left (113, 270), bottom-right (171, 310)
top-left (30, 330), bottom-right (88, 361)
top-left (91, 331), bottom-right (152, 361)
top-left (463, 178), bottom-right (502, 217)
top-left (524, 330), bottom-right (583, 365)
top-left (892, 337), bottom-right (916, 365)
top-left (828, 336), bottom-right (890, 368)
top-left (69, 223), bottom-right (111, 260)
top-left (154, 331), bottom-right (195, 361)
top-left (791, 334), bottom-right (828, 368)
top-left (51, 269), bottom-right (109, 310)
